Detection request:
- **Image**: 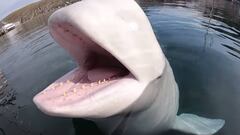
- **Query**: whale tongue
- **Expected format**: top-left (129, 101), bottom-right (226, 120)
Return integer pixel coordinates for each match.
top-left (87, 67), bottom-right (126, 82)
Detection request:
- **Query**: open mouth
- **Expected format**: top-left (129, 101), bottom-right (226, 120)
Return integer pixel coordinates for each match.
top-left (33, 0), bottom-right (165, 118)
top-left (33, 17), bottom-right (147, 118)
top-left (35, 22), bottom-right (134, 105)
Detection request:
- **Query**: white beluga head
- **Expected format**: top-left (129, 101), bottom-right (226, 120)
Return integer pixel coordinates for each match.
top-left (33, 0), bottom-right (225, 134)
top-left (33, 0), bottom-right (165, 118)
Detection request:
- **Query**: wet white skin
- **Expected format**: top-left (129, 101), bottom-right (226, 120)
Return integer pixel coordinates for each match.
top-left (33, 0), bottom-right (225, 135)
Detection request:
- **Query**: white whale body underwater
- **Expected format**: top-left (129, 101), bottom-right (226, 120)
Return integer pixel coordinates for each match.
top-left (33, 0), bottom-right (225, 134)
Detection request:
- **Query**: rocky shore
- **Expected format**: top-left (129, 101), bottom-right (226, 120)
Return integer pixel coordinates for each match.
top-left (2, 0), bottom-right (80, 24)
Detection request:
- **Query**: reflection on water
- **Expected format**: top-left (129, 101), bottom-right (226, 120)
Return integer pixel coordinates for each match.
top-left (0, 0), bottom-right (239, 135)
top-left (141, 0), bottom-right (240, 135)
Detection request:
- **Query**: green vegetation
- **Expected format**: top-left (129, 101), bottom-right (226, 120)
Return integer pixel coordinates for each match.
top-left (2, 0), bottom-right (80, 23)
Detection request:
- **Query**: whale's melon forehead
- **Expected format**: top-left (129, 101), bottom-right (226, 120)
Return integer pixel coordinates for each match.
top-left (48, 0), bottom-right (165, 82)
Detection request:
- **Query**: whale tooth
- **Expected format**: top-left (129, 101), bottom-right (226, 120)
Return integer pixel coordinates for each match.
top-left (63, 91), bottom-right (67, 97)
top-left (73, 88), bottom-right (77, 93)
top-left (49, 85), bottom-right (56, 90)
top-left (66, 80), bottom-right (71, 83)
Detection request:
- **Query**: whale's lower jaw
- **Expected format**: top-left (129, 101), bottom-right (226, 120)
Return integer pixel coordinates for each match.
top-left (33, 69), bottom-right (147, 118)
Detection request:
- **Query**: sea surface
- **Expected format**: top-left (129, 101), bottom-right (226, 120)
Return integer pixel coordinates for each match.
top-left (0, 0), bottom-right (239, 135)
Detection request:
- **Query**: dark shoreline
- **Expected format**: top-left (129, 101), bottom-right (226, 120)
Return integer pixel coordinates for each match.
top-left (1, 0), bottom-right (80, 24)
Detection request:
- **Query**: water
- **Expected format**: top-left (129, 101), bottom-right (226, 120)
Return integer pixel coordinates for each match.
top-left (0, 0), bottom-right (239, 135)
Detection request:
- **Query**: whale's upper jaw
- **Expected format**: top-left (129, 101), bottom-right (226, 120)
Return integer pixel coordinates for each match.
top-left (33, 0), bottom-right (165, 118)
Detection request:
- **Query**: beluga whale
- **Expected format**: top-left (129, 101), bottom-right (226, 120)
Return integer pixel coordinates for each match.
top-left (33, 0), bottom-right (225, 134)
